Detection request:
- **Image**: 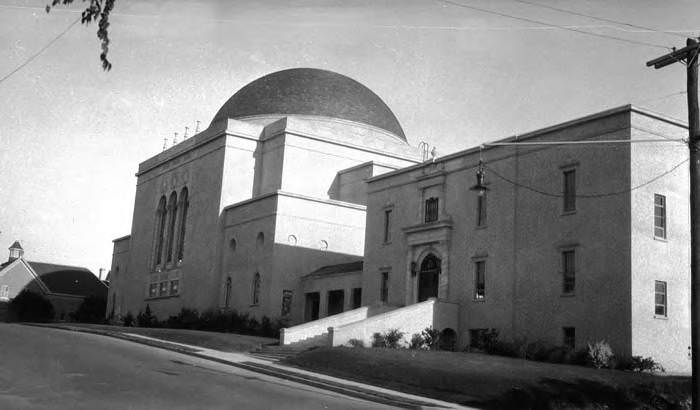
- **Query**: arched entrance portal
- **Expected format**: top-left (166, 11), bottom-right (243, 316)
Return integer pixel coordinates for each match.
top-left (418, 254), bottom-right (441, 302)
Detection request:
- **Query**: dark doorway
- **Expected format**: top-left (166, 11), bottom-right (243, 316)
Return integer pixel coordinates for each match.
top-left (351, 287), bottom-right (362, 309)
top-left (327, 289), bottom-right (345, 316)
top-left (439, 328), bottom-right (457, 351)
top-left (304, 292), bottom-right (320, 322)
top-left (418, 254), bottom-right (441, 302)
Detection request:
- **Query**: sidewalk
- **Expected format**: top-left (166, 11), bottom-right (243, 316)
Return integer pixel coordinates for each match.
top-left (25, 323), bottom-right (472, 410)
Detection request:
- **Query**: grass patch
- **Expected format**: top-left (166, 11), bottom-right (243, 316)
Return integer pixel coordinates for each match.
top-left (45, 323), bottom-right (277, 352)
top-left (283, 347), bottom-right (690, 409)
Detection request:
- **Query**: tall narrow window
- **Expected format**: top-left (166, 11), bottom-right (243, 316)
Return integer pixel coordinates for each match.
top-left (562, 250), bottom-right (575, 294)
top-left (383, 209), bottom-right (392, 243)
top-left (474, 260), bottom-right (486, 299)
top-left (563, 327), bottom-right (576, 349)
top-left (177, 187), bottom-right (189, 261)
top-left (352, 288), bottom-right (362, 309)
top-left (380, 272), bottom-right (389, 302)
top-left (476, 193), bottom-right (487, 227)
top-left (154, 196), bottom-right (167, 267)
top-left (563, 169), bottom-right (576, 212)
top-left (655, 280), bottom-right (667, 317)
top-left (425, 197), bottom-right (439, 223)
top-left (252, 273), bottom-right (261, 305)
top-left (0, 285), bottom-right (9, 300)
top-left (281, 290), bottom-right (293, 316)
top-left (170, 280), bottom-right (179, 296)
top-left (224, 277), bottom-right (232, 308)
top-left (654, 194), bottom-right (666, 239)
top-left (165, 192), bottom-right (178, 263)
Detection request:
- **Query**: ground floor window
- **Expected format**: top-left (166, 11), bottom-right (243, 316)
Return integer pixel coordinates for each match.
top-left (380, 272), bottom-right (389, 302)
top-left (159, 281), bottom-right (169, 296)
top-left (281, 290), bottom-right (293, 317)
top-left (469, 328), bottom-right (490, 349)
top-left (170, 280), bottom-right (180, 296)
top-left (148, 283), bottom-right (158, 298)
top-left (563, 327), bottom-right (575, 349)
top-left (655, 280), bottom-right (667, 317)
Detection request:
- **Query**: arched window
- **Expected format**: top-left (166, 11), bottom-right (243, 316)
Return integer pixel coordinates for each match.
top-left (154, 196), bottom-right (167, 267)
top-left (224, 276), bottom-right (232, 308)
top-left (252, 273), bottom-right (261, 305)
top-left (176, 187), bottom-right (189, 262)
top-left (256, 232), bottom-right (264, 249)
top-left (165, 191), bottom-right (178, 263)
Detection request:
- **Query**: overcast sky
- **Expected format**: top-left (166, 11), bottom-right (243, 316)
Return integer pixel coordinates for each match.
top-left (0, 0), bottom-right (698, 275)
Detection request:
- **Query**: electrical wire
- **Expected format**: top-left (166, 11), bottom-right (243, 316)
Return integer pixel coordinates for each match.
top-left (512, 0), bottom-right (690, 40)
top-left (484, 158), bottom-right (688, 198)
top-left (436, 0), bottom-right (672, 50)
top-left (0, 16), bottom-right (80, 86)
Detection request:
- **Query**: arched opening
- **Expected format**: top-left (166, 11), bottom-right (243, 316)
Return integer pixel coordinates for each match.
top-left (154, 196), bottom-right (167, 267)
top-left (418, 254), bottom-right (440, 302)
top-left (256, 232), bottom-right (264, 249)
top-left (439, 328), bottom-right (457, 351)
top-left (176, 187), bottom-right (189, 262)
top-left (165, 191), bottom-right (178, 263)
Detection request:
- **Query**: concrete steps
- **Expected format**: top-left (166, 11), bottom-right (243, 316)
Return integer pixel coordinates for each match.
top-left (249, 344), bottom-right (309, 362)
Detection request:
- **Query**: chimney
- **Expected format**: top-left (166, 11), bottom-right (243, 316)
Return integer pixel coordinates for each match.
top-left (98, 268), bottom-right (105, 280)
top-left (8, 240), bottom-right (24, 263)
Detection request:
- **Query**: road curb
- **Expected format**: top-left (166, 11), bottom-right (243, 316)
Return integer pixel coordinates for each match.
top-left (21, 323), bottom-right (456, 409)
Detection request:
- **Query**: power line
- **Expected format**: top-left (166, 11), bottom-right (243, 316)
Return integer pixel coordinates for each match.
top-left (436, 0), bottom-right (671, 50)
top-left (0, 16), bottom-right (80, 86)
top-left (484, 138), bottom-right (686, 146)
top-left (485, 158), bottom-right (688, 198)
top-left (636, 90), bottom-right (687, 105)
top-left (512, 0), bottom-right (690, 40)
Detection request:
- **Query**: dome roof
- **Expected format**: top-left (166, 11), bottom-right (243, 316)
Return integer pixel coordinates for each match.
top-left (211, 68), bottom-right (407, 140)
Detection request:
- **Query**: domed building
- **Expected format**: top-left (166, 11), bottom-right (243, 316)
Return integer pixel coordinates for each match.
top-left (108, 68), bottom-right (421, 325)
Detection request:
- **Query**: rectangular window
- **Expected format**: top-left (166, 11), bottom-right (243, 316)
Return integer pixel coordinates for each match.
top-left (474, 261), bottom-right (486, 299)
top-left (469, 328), bottom-right (489, 349)
top-left (562, 250), bottom-right (575, 294)
top-left (380, 272), bottom-right (389, 302)
top-left (476, 193), bottom-right (487, 227)
top-left (0, 285), bottom-right (8, 299)
top-left (170, 280), bottom-right (180, 296)
top-left (654, 194), bottom-right (666, 239)
top-left (563, 169), bottom-right (576, 212)
top-left (149, 283), bottom-right (158, 298)
top-left (655, 280), bottom-right (667, 317)
top-left (281, 290), bottom-right (293, 317)
top-left (159, 281), bottom-right (169, 296)
top-left (425, 197), bottom-right (439, 223)
top-left (384, 209), bottom-right (392, 243)
top-left (352, 287), bottom-right (362, 309)
top-left (563, 327), bottom-right (576, 349)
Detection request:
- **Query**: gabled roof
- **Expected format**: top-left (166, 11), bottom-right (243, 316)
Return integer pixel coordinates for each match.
top-left (9, 241), bottom-right (22, 250)
top-left (304, 260), bottom-right (364, 278)
top-left (27, 262), bottom-right (107, 298)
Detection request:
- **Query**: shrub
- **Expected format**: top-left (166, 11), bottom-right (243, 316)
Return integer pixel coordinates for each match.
top-left (587, 340), bottom-right (614, 369)
top-left (617, 355), bottom-right (665, 373)
top-left (8, 290), bottom-right (54, 322)
top-left (371, 332), bottom-right (386, 348)
top-left (409, 333), bottom-right (426, 350)
top-left (71, 295), bottom-right (107, 323)
top-left (348, 338), bottom-right (365, 348)
top-left (422, 327), bottom-right (440, 350)
top-left (136, 304), bottom-right (157, 327)
top-left (122, 311), bottom-right (135, 327)
top-left (384, 328), bottom-right (405, 348)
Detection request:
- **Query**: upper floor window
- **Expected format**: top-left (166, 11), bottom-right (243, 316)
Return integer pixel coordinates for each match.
top-left (380, 271), bottom-right (389, 302)
top-left (383, 209), bottom-right (392, 243)
top-left (563, 169), bottom-right (576, 212)
top-left (0, 285), bottom-right (9, 300)
top-left (425, 197), bottom-right (439, 223)
top-left (170, 280), bottom-right (180, 296)
top-left (654, 194), bottom-right (666, 239)
top-left (154, 196), bottom-right (167, 267)
top-left (165, 192), bottom-right (178, 263)
top-left (148, 283), bottom-right (158, 298)
top-left (176, 187), bottom-right (189, 262)
top-left (655, 280), bottom-right (667, 317)
top-left (252, 273), bottom-right (261, 305)
top-left (474, 260), bottom-right (486, 299)
top-left (562, 250), bottom-right (575, 294)
top-left (476, 193), bottom-right (487, 227)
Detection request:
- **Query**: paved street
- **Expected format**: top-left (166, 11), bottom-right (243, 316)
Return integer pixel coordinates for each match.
top-left (0, 324), bottom-right (392, 410)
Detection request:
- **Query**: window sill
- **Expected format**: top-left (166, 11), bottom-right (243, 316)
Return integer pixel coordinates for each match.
top-left (146, 294), bottom-right (180, 301)
top-left (561, 210), bottom-right (577, 216)
top-left (560, 293), bottom-right (576, 298)
top-left (472, 297), bottom-right (486, 303)
top-left (250, 304), bottom-right (259, 308)
top-left (382, 241), bottom-right (392, 246)
top-left (475, 225), bottom-right (488, 230)
top-left (653, 236), bottom-right (668, 243)
top-left (654, 315), bottom-right (668, 320)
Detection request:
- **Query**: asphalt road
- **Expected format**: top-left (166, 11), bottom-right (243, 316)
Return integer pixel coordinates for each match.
top-left (0, 323), bottom-right (393, 410)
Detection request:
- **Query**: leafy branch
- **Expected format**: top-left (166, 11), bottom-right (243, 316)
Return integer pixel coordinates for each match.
top-left (46, 0), bottom-right (116, 71)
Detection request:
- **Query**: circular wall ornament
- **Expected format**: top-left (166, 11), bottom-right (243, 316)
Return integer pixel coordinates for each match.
top-left (319, 240), bottom-right (328, 250)
top-left (288, 235), bottom-right (297, 246)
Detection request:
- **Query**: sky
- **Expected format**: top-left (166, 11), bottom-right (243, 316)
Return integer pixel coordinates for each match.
top-left (0, 0), bottom-right (698, 275)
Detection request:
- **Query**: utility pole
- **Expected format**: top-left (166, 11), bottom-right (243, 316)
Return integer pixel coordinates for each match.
top-left (647, 38), bottom-right (700, 408)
